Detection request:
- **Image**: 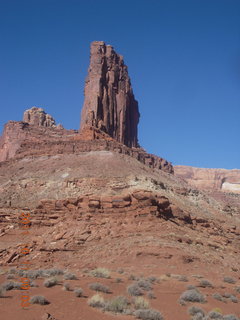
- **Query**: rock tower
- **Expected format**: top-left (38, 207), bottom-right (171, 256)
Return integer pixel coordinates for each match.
top-left (80, 41), bottom-right (140, 148)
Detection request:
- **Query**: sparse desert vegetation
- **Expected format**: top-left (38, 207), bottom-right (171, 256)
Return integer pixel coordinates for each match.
top-left (89, 268), bottom-right (110, 279)
top-left (179, 288), bottom-right (206, 303)
top-left (89, 282), bottom-right (111, 293)
top-left (88, 294), bottom-right (105, 308)
top-left (30, 295), bottom-right (50, 305)
top-left (43, 277), bottom-right (59, 288)
top-left (74, 288), bottom-right (83, 297)
top-left (104, 295), bottom-right (129, 313)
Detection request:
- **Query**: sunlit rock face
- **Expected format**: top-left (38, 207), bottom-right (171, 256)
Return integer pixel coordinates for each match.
top-left (80, 41), bottom-right (140, 148)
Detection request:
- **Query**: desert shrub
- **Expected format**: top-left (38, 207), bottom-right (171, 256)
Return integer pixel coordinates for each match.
top-left (223, 293), bottom-right (231, 298)
top-left (64, 273), bottom-right (77, 280)
top-left (24, 270), bottom-right (45, 279)
top-left (179, 289), bottom-right (206, 303)
top-left (235, 286), bottom-right (240, 294)
top-left (134, 308), bottom-right (164, 320)
top-left (43, 277), bottom-right (59, 288)
top-left (229, 294), bottom-right (238, 303)
top-left (137, 279), bottom-right (152, 291)
top-left (90, 268), bottom-right (110, 279)
top-left (212, 293), bottom-right (224, 302)
top-left (115, 278), bottom-right (122, 283)
top-left (147, 292), bottom-right (156, 299)
top-left (188, 305), bottom-right (205, 316)
top-left (178, 275), bottom-right (188, 282)
top-left (199, 279), bottom-right (213, 288)
top-left (88, 294), bottom-right (105, 308)
top-left (129, 274), bottom-right (139, 281)
top-left (117, 268), bottom-right (124, 274)
top-left (104, 296), bottom-right (129, 313)
top-left (134, 297), bottom-right (150, 310)
top-left (187, 285), bottom-right (197, 290)
top-left (0, 286), bottom-right (6, 297)
top-left (223, 316), bottom-right (239, 320)
top-left (74, 288), bottom-right (83, 297)
top-left (223, 277), bottom-right (236, 284)
top-left (192, 314), bottom-right (204, 320)
top-left (127, 283), bottom-right (143, 296)
top-left (2, 281), bottom-right (22, 291)
top-left (89, 282), bottom-right (111, 293)
top-left (207, 311), bottom-right (223, 319)
top-left (192, 274), bottom-right (204, 279)
top-left (6, 274), bottom-right (15, 279)
top-left (62, 283), bottom-right (71, 291)
top-left (147, 276), bottom-right (157, 283)
top-left (30, 295), bottom-right (50, 305)
top-left (44, 268), bottom-right (64, 277)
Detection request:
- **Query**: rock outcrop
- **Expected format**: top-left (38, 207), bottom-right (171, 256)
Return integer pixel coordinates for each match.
top-left (23, 106), bottom-right (56, 127)
top-left (80, 41), bottom-right (140, 148)
top-left (174, 165), bottom-right (240, 194)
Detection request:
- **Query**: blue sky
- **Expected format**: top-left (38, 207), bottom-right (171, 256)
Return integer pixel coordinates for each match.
top-left (0, 0), bottom-right (239, 169)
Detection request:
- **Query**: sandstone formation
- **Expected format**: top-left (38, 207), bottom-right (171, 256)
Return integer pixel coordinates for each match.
top-left (80, 41), bottom-right (140, 148)
top-left (23, 106), bottom-right (56, 127)
top-left (0, 111), bottom-right (173, 173)
top-left (174, 165), bottom-right (240, 194)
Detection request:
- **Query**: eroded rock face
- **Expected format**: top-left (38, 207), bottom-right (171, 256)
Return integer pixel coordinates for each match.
top-left (23, 106), bottom-right (56, 127)
top-left (80, 41), bottom-right (140, 148)
top-left (174, 165), bottom-right (240, 194)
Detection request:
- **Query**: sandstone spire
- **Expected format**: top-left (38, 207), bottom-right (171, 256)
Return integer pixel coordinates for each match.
top-left (80, 41), bottom-right (140, 148)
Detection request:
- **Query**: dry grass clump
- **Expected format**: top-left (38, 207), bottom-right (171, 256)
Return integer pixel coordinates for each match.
top-left (104, 296), bottom-right (129, 313)
top-left (133, 297), bottom-right (150, 310)
top-left (88, 294), bottom-right (105, 308)
top-left (90, 268), bottom-right (110, 279)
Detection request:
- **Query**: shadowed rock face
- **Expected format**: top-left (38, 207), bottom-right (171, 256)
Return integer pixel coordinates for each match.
top-left (80, 41), bottom-right (140, 148)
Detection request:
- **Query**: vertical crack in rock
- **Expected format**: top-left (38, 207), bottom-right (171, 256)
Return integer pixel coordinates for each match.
top-left (80, 41), bottom-right (140, 148)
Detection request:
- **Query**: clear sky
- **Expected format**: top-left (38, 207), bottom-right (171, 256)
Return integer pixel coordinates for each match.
top-left (0, 0), bottom-right (239, 169)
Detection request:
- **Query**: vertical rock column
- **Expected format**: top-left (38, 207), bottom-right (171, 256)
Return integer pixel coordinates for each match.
top-left (80, 41), bottom-right (140, 148)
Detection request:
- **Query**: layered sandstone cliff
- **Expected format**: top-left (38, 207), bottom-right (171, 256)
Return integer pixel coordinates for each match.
top-left (80, 41), bottom-right (140, 148)
top-left (174, 165), bottom-right (240, 194)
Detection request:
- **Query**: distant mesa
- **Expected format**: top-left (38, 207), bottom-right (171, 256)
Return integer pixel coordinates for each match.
top-left (80, 41), bottom-right (140, 148)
